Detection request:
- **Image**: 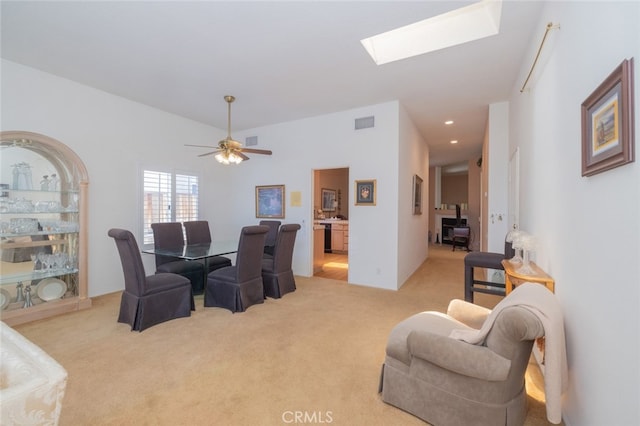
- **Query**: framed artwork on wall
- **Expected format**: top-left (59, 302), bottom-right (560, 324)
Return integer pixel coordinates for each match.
top-left (354, 180), bottom-right (376, 206)
top-left (321, 188), bottom-right (337, 211)
top-left (412, 174), bottom-right (423, 215)
top-left (256, 185), bottom-right (285, 218)
top-left (581, 58), bottom-right (635, 177)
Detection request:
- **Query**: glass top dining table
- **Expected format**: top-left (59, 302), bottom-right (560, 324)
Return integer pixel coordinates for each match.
top-left (142, 241), bottom-right (238, 260)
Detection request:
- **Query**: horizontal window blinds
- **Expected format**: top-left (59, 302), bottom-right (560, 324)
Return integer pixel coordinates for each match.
top-left (143, 170), bottom-right (198, 245)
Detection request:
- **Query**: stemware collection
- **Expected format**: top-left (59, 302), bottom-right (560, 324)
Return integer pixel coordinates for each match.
top-left (0, 197), bottom-right (78, 214)
top-left (32, 252), bottom-right (74, 273)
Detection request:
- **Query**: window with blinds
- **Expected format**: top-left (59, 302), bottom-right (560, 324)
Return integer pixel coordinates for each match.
top-left (142, 170), bottom-right (199, 245)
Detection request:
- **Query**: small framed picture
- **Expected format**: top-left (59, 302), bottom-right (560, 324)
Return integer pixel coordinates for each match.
top-left (581, 58), bottom-right (635, 176)
top-left (354, 179), bottom-right (376, 206)
top-left (412, 174), bottom-right (423, 215)
top-left (321, 188), bottom-right (337, 211)
top-left (256, 185), bottom-right (285, 218)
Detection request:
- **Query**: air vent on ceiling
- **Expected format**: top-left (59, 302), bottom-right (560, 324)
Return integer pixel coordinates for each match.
top-left (355, 116), bottom-right (375, 130)
top-left (245, 136), bottom-right (258, 146)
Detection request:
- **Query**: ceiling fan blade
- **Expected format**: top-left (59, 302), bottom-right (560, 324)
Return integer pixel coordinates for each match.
top-left (238, 148), bottom-right (272, 155)
top-left (236, 151), bottom-right (251, 161)
top-left (185, 144), bottom-right (219, 150)
top-left (198, 150), bottom-right (220, 157)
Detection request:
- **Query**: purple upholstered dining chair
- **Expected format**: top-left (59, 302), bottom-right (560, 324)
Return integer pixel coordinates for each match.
top-left (204, 225), bottom-right (269, 313)
top-left (183, 220), bottom-right (233, 273)
top-left (258, 220), bottom-right (281, 255)
top-left (108, 228), bottom-right (194, 331)
top-left (150, 222), bottom-right (205, 294)
top-left (261, 223), bottom-right (301, 298)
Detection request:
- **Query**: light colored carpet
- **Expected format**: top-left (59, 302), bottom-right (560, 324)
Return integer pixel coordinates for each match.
top-left (13, 244), bottom-right (557, 425)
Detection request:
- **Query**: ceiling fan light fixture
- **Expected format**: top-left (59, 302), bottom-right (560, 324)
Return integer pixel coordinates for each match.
top-left (187, 95), bottom-right (271, 164)
top-left (215, 151), bottom-right (243, 165)
top-left (229, 152), bottom-right (243, 164)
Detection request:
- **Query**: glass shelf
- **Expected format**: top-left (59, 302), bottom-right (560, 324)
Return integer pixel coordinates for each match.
top-left (4, 188), bottom-right (80, 195)
top-left (0, 230), bottom-right (78, 239)
top-left (0, 210), bottom-right (79, 215)
top-left (0, 268), bottom-right (79, 285)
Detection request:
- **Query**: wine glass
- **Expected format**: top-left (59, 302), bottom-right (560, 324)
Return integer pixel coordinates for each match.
top-left (41, 254), bottom-right (53, 272)
top-left (36, 252), bottom-right (47, 273)
top-left (30, 253), bottom-right (39, 272)
top-left (516, 234), bottom-right (538, 275)
top-left (507, 230), bottom-right (525, 264)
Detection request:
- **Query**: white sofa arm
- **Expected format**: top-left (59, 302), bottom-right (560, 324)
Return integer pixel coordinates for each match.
top-left (0, 321), bottom-right (68, 426)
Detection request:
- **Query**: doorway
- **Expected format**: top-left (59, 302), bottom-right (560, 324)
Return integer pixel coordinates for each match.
top-left (313, 167), bottom-right (349, 282)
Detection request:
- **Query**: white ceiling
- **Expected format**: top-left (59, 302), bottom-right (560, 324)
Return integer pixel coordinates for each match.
top-left (0, 1), bottom-right (544, 166)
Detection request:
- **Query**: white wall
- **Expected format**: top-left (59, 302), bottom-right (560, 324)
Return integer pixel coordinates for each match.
top-left (2, 59), bottom-right (416, 295)
top-left (397, 104), bottom-right (430, 288)
top-left (486, 102), bottom-right (510, 252)
top-left (509, 2), bottom-right (639, 425)
top-left (212, 101), bottom-right (407, 290)
top-left (1, 59), bottom-right (227, 297)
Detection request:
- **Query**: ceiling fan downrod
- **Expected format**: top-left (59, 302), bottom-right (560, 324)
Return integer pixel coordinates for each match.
top-left (224, 95), bottom-right (235, 140)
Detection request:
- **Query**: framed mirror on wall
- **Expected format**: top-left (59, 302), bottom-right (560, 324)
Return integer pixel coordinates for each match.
top-left (321, 188), bottom-right (336, 211)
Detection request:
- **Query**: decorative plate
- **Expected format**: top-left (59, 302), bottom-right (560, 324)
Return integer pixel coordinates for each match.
top-left (36, 278), bottom-right (67, 301)
top-left (0, 288), bottom-right (10, 310)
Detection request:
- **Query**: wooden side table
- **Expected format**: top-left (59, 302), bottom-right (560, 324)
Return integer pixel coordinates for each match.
top-left (501, 259), bottom-right (555, 294)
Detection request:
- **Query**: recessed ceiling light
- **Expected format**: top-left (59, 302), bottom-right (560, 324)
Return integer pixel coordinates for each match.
top-left (361, 0), bottom-right (503, 65)
top-left (445, 120), bottom-right (454, 125)
top-left (450, 140), bottom-right (459, 144)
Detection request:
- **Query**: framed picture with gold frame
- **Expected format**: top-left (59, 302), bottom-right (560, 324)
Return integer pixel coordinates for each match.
top-left (256, 185), bottom-right (285, 218)
top-left (581, 58), bottom-right (635, 176)
top-left (354, 179), bottom-right (376, 206)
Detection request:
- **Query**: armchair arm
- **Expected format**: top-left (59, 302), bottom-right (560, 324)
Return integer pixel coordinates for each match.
top-left (407, 330), bottom-right (511, 382)
top-left (447, 299), bottom-right (491, 329)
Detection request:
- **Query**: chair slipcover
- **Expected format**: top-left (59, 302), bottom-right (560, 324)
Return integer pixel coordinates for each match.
top-left (183, 220), bottom-right (233, 272)
top-left (380, 283), bottom-right (565, 425)
top-left (151, 222), bottom-right (205, 294)
top-left (262, 223), bottom-right (300, 298)
top-left (108, 228), bottom-right (194, 332)
top-left (259, 220), bottom-right (281, 255)
top-left (204, 225), bottom-right (269, 313)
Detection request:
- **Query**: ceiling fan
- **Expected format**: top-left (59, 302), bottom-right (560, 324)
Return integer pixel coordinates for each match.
top-left (185, 95), bottom-right (272, 164)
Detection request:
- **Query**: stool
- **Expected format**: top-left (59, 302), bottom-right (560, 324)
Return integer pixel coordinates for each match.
top-left (452, 227), bottom-right (470, 252)
top-left (464, 252), bottom-right (505, 302)
top-left (463, 240), bottom-right (514, 302)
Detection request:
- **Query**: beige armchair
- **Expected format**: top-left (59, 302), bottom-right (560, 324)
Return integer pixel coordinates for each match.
top-left (380, 283), bottom-right (567, 426)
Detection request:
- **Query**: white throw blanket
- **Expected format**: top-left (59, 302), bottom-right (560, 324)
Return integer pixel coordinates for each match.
top-left (449, 283), bottom-right (568, 424)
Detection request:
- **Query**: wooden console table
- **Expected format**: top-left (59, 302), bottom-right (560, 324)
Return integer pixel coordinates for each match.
top-left (501, 259), bottom-right (555, 294)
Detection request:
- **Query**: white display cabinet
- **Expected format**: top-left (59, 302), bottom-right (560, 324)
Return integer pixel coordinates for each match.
top-left (0, 131), bottom-right (90, 326)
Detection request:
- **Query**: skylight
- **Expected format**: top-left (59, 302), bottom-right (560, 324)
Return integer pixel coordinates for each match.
top-left (361, 0), bottom-right (503, 65)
